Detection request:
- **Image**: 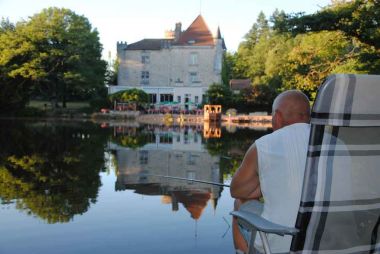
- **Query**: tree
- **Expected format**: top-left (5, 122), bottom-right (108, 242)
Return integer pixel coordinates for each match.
top-left (0, 18), bottom-right (15, 33)
top-left (109, 88), bottom-right (149, 110)
top-left (105, 57), bottom-right (119, 86)
top-left (205, 83), bottom-right (232, 108)
top-left (274, 0), bottom-right (380, 50)
top-left (217, 3), bottom-right (380, 111)
top-left (0, 7), bottom-right (106, 109)
top-left (279, 31), bottom-right (372, 99)
top-left (0, 19), bottom-right (31, 113)
top-left (221, 52), bottom-right (237, 86)
top-left (235, 12), bottom-right (272, 80)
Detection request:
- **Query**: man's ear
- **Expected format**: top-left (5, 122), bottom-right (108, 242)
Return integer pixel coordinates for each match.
top-left (275, 110), bottom-right (284, 129)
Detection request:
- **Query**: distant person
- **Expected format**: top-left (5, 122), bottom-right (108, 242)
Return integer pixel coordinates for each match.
top-left (230, 90), bottom-right (311, 254)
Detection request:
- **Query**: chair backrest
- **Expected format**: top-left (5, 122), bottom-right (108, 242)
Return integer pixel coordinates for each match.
top-left (291, 74), bottom-right (380, 253)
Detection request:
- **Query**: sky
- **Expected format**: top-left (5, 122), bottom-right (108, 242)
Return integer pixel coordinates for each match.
top-left (0, 0), bottom-right (331, 60)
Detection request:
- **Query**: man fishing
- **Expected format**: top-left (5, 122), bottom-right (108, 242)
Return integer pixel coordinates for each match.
top-left (230, 90), bottom-right (311, 254)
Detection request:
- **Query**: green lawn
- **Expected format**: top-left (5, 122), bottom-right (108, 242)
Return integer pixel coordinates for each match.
top-left (28, 100), bottom-right (90, 110)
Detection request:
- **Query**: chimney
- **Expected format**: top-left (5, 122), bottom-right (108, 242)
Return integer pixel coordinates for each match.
top-left (174, 22), bottom-right (182, 42)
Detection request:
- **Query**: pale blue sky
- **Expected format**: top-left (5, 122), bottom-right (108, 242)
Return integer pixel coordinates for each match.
top-left (0, 0), bottom-right (331, 59)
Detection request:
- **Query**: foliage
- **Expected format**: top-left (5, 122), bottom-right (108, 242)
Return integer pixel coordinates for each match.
top-left (229, 6), bottom-right (380, 103)
top-left (0, 19), bottom-right (31, 112)
top-left (0, 121), bottom-right (109, 223)
top-left (274, 0), bottom-right (380, 50)
top-left (89, 96), bottom-right (112, 111)
top-left (109, 88), bottom-right (148, 106)
top-left (221, 52), bottom-right (238, 86)
top-left (105, 58), bottom-right (119, 86)
top-left (205, 83), bottom-right (232, 108)
top-left (0, 7), bottom-right (106, 111)
top-left (281, 31), bottom-right (370, 99)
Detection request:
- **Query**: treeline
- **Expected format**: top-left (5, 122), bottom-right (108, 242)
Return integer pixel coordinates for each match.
top-left (0, 7), bottom-right (109, 113)
top-left (1, 1), bottom-right (379, 114)
top-left (217, 0), bottom-right (380, 111)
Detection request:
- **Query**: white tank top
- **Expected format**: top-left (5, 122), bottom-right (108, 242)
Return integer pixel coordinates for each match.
top-left (255, 123), bottom-right (310, 253)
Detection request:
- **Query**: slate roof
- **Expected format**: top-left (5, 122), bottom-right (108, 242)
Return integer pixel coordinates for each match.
top-left (125, 15), bottom-right (225, 50)
top-left (125, 39), bottom-right (173, 50)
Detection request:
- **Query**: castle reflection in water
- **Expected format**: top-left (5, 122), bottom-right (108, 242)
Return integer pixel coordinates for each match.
top-left (109, 125), bottom-right (223, 220)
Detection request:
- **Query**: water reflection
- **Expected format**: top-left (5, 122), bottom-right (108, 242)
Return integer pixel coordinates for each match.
top-left (0, 120), bottom-right (109, 223)
top-left (0, 120), bottom-right (270, 253)
top-left (111, 127), bottom-right (222, 220)
top-left (109, 124), bottom-right (270, 221)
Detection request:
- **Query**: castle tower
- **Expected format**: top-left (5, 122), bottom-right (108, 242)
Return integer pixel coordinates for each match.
top-left (174, 22), bottom-right (182, 42)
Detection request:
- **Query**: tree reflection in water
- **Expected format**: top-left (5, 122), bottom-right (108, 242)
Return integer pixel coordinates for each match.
top-left (0, 120), bottom-right (109, 223)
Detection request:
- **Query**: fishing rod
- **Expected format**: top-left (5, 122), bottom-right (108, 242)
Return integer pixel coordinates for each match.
top-left (142, 173), bottom-right (231, 187)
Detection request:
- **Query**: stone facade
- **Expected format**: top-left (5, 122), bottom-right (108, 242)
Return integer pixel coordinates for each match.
top-left (110, 15), bottom-right (226, 110)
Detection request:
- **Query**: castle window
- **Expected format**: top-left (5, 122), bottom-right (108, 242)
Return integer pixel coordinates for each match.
top-left (189, 53), bottom-right (198, 65)
top-left (195, 96), bottom-right (199, 104)
top-left (139, 150), bottom-right (148, 165)
top-left (159, 133), bottom-right (173, 144)
top-left (189, 72), bottom-right (199, 83)
top-left (141, 71), bottom-right (149, 85)
top-left (141, 54), bottom-right (150, 64)
top-left (160, 94), bottom-right (173, 103)
top-left (187, 154), bottom-right (196, 165)
top-left (148, 93), bottom-right (156, 104)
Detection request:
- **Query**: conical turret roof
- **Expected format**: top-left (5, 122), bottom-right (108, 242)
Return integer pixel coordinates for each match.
top-left (177, 15), bottom-right (215, 46)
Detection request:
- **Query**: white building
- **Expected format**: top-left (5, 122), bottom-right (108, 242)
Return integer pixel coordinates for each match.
top-left (110, 15), bottom-right (226, 110)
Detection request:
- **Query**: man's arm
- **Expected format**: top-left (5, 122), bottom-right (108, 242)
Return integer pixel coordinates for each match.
top-left (230, 143), bottom-right (261, 200)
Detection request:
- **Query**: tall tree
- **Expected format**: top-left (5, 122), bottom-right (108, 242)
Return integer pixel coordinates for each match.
top-left (274, 0), bottom-right (380, 50)
top-left (0, 19), bottom-right (31, 112)
top-left (280, 31), bottom-right (367, 99)
top-left (221, 52), bottom-right (237, 86)
top-left (235, 12), bottom-right (273, 82)
top-left (0, 7), bottom-right (106, 109)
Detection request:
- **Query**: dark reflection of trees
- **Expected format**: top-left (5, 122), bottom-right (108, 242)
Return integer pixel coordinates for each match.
top-left (0, 120), bottom-right (109, 223)
top-left (203, 127), bottom-right (270, 176)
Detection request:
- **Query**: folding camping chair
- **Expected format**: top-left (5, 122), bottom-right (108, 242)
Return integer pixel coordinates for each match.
top-left (231, 74), bottom-right (380, 254)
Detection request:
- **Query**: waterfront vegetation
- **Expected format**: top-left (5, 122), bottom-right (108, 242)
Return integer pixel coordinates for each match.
top-left (219, 0), bottom-right (380, 111)
top-left (0, 1), bottom-right (379, 116)
top-left (0, 7), bottom-right (109, 115)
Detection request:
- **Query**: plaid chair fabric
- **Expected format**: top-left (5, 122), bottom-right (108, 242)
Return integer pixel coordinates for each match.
top-left (291, 74), bottom-right (380, 253)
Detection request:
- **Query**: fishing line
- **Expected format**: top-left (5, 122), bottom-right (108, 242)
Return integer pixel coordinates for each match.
top-left (142, 173), bottom-right (230, 187)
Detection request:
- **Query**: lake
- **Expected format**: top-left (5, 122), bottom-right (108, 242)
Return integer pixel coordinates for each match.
top-left (0, 120), bottom-right (269, 254)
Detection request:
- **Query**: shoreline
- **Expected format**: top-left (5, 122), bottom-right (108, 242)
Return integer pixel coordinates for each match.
top-left (92, 111), bottom-right (272, 127)
top-left (1, 112), bottom-right (273, 129)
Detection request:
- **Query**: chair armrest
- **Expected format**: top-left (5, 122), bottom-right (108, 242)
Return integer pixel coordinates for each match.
top-left (230, 210), bottom-right (299, 236)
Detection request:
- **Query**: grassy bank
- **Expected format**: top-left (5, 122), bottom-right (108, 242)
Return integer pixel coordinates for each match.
top-left (1, 100), bottom-right (94, 118)
top-left (28, 100), bottom-right (91, 110)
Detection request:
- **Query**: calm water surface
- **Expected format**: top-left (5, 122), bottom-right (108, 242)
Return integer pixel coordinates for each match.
top-left (0, 120), bottom-right (269, 254)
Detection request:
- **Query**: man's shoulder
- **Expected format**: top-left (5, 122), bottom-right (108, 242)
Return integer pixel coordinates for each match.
top-left (279, 123), bottom-right (310, 134)
top-left (256, 123), bottom-right (310, 144)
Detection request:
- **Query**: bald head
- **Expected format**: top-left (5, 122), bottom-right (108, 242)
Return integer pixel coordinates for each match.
top-left (271, 90), bottom-right (310, 130)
